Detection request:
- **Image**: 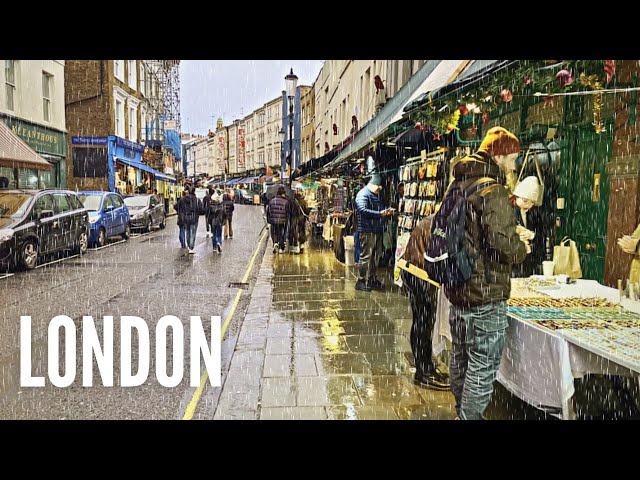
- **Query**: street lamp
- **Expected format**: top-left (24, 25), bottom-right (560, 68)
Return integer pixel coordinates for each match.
top-left (285, 68), bottom-right (298, 186)
top-left (279, 128), bottom-right (285, 176)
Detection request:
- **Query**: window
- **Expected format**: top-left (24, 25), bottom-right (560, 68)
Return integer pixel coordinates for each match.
top-left (128, 60), bottom-right (137, 90)
top-left (139, 66), bottom-right (145, 96)
top-left (73, 147), bottom-right (108, 178)
top-left (53, 193), bottom-right (71, 214)
top-left (33, 194), bottom-right (54, 218)
top-left (42, 72), bottom-right (52, 122)
top-left (129, 106), bottom-right (137, 141)
top-left (115, 99), bottom-right (124, 137)
top-left (114, 60), bottom-right (124, 82)
top-left (112, 195), bottom-right (124, 208)
top-left (5, 60), bottom-right (15, 111)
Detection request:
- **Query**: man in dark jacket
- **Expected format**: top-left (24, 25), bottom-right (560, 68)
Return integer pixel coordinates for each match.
top-left (445, 127), bottom-right (528, 420)
top-left (174, 187), bottom-right (189, 248)
top-left (202, 188), bottom-right (214, 238)
top-left (180, 187), bottom-right (202, 254)
top-left (399, 214), bottom-right (450, 390)
top-left (268, 187), bottom-right (289, 254)
top-left (207, 191), bottom-right (226, 253)
top-left (222, 188), bottom-right (235, 239)
top-left (355, 174), bottom-right (393, 291)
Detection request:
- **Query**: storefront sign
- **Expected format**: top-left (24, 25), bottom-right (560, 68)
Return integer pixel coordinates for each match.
top-left (1, 116), bottom-right (66, 156)
top-left (116, 136), bottom-right (144, 153)
top-left (217, 132), bottom-right (226, 171)
top-left (72, 136), bottom-right (108, 146)
top-left (237, 127), bottom-right (246, 170)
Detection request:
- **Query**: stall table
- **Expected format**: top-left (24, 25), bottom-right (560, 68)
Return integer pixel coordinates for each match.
top-left (434, 277), bottom-right (640, 419)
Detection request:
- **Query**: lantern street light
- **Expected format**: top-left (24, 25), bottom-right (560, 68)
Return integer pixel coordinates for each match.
top-left (279, 128), bottom-right (286, 176)
top-left (285, 68), bottom-right (298, 186)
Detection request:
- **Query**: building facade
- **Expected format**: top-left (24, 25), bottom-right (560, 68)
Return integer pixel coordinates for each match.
top-left (313, 60), bottom-right (424, 157)
top-left (0, 60), bottom-right (67, 188)
top-left (300, 85), bottom-right (315, 165)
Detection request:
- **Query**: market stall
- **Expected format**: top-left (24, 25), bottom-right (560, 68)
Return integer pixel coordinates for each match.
top-left (434, 276), bottom-right (640, 419)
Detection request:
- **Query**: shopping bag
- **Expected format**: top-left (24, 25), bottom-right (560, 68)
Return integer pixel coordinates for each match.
top-left (393, 232), bottom-right (411, 287)
top-left (553, 237), bottom-right (582, 278)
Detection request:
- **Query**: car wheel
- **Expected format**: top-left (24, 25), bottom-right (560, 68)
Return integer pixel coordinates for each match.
top-left (122, 224), bottom-right (131, 240)
top-left (146, 216), bottom-right (153, 233)
top-left (159, 216), bottom-right (166, 229)
top-left (20, 239), bottom-right (38, 270)
top-left (97, 228), bottom-right (106, 248)
top-left (78, 231), bottom-right (88, 255)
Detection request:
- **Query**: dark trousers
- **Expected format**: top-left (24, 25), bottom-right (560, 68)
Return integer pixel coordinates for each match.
top-left (178, 224), bottom-right (186, 248)
top-left (271, 223), bottom-right (287, 249)
top-left (358, 231), bottom-right (383, 282)
top-left (402, 270), bottom-right (438, 376)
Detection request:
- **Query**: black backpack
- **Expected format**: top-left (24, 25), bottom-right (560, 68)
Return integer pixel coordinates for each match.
top-left (208, 201), bottom-right (223, 217)
top-left (425, 177), bottom-right (497, 287)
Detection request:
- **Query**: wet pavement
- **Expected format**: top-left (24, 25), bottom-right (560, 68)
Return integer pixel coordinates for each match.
top-left (216, 240), bottom-right (458, 420)
top-left (0, 206), bottom-right (266, 419)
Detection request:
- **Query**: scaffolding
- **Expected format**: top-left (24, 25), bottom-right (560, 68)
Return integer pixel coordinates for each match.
top-left (142, 60), bottom-right (181, 143)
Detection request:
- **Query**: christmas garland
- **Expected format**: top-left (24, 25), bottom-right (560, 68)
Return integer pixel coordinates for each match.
top-left (413, 60), bottom-right (615, 135)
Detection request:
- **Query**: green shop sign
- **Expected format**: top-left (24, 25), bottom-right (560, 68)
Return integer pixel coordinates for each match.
top-left (0, 115), bottom-right (67, 157)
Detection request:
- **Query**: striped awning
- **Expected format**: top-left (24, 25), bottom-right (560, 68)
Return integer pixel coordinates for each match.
top-left (0, 120), bottom-right (52, 171)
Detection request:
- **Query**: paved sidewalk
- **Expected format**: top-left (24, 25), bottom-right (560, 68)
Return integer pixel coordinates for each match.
top-left (214, 240), bottom-right (457, 420)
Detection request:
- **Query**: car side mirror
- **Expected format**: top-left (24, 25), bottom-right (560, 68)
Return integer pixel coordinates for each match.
top-left (39, 209), bottom-right (54, 220)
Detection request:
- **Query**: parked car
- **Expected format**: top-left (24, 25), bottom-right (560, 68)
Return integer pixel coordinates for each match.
top-left (124, 194), bottom-right (166, 232)
top-left (234, 188), bottom-right (254, 205)
top-left (77, 191), bottom-right (130, 247)
top-left (0, 189), bottom-right (89, 271)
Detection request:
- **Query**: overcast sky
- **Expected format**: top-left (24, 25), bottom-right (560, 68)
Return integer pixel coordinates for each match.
top-left (180, 60), bottom-right (324, 135)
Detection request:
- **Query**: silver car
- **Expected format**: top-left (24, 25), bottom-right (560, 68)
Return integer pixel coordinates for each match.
top-left (124, 194), bottom-right (166, 232)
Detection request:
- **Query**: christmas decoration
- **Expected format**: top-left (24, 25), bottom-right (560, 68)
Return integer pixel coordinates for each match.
top-left (543, 95), bottom-right (555, 108)
top-left (500, 89), bottom-right (513, 102)
top-left (579, 73), bottom-right (605, 133)
top-left (556, 69), bottom-right (574, 87)
top-left (482, 112), bottom-right (490, 125)
top-left (459, 104), bottom-right (469, 116)
top-left (523, 76), bottom-right (532, 86)
top-left (605, 60), bottom-right (616, 84)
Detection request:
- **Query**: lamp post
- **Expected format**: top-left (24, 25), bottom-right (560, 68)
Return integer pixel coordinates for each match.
top-left (279, 128), bottom-right (285, 178)
top-left (285, 68), bottom-right (298, 187)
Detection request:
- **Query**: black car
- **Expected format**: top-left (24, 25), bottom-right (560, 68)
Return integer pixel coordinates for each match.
top-left (0, 189), bottom-right (89, 271)
top-left (124, 194), bottom-right (166, 231)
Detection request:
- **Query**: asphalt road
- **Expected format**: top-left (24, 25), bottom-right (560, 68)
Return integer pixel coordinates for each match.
top-left (0, 205), bottom-right (267, 419)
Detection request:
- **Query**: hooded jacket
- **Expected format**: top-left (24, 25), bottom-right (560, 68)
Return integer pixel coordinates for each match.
top-left (444, 151), bottom-right (527, 307)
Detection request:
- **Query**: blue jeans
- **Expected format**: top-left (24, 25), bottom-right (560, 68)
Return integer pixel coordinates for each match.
top-left (449, 301), bottom-right (508, 420)
top-left (210, 223), bottom-right (222, 248)
top-left (178, 224), bottom-right (186, 248)
top-left (185, 222), bottom-right (198, 250)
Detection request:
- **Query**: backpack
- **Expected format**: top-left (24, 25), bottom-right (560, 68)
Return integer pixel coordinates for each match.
top-left (425, 177), bottom-right (497, 287)
top-left (208, 201), bottom-right (223, 217)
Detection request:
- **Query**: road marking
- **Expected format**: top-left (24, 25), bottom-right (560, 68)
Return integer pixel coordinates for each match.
top-left (89, 239), bottom-right (127, 251)
top-left (0, 273), bottom-right (14, 280)
top-left (35, 253), bottom-right (80, 269)
top-left (182, 229), bottom-right (268, 420)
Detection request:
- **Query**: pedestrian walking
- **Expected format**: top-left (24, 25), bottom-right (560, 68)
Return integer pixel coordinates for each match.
top-left (222, 188), bottom-right (235, 239)
top-left (202, 187), bottom-right (214, 238)
top-left (207, 190), bottom-right (226, 253)
top-left (287, 187), bottom-right (310, 254)
top-left (181, 186), bottom-right (202, 254)
top-left (267, 186), bottom-right (289, 254)
top-left (174, 187), bottom-right (189, 248)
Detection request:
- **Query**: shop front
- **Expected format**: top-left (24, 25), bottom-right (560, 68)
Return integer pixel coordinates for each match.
top-left (0, 114), bottom-right (66, 188)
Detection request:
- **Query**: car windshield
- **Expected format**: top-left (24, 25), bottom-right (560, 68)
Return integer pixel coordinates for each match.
top-left (124, 196), bottom-right (149, 208)
top-left (77, 194), bottom-right (102, 211)
top-left (0, 193), bottom-right (32, 218)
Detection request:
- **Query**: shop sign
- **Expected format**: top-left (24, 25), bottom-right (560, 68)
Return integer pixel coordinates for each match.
top-left (237, 127), bottom-right (246, 170)
top-left (1, 116), bottom-right (66, 156)
top-left (72, 136), bottom-right (108, 146)
top-left (116, 136), bottom-right (144, 153)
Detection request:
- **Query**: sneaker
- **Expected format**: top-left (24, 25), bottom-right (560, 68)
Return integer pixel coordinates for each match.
top-left (279, 249), bottom-right (285, 254)
top-left (188, 249), bottom-right (195, 254)
top-left (273, 244), bottom-right (279, 254)
top-left (217, 244), bottom-right (222, 253)
top-left (413, 370), bottom-right (450, 391)
top-left (206, 232), bottom-right (213, 238)
top-left (355, 280), bottom-right (372, 292)
top-left (292, 246), bottom-right (300, 254)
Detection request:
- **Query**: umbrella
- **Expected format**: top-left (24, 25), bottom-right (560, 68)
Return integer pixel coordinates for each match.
top-left (265, 183), bottom-right (294, 201)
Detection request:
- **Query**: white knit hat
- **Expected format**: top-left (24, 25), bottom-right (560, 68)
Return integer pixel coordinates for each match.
top-left (513, 176), bottom-right (541, 202)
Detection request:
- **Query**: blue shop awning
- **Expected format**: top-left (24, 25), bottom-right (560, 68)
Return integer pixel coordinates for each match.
top-left (115, 156), bottom-right (176, 183)
top-left (242, 176), bottom-right (259, 183)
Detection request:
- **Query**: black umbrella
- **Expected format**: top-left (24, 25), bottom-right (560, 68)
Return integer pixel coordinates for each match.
top-left (265, 183), bottom-right (294, 201)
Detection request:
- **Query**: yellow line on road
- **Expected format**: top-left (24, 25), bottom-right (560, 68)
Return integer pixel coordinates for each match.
top-left (182, 229), bottom-right (268, 420)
